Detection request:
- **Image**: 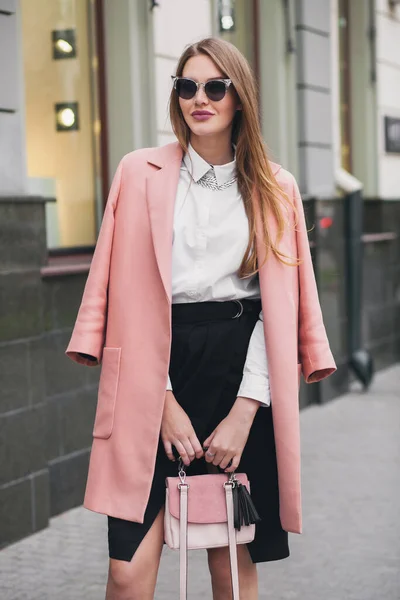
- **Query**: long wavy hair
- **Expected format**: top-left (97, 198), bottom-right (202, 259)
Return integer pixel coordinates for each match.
top-left (169, 37), bottom-right (299, 277)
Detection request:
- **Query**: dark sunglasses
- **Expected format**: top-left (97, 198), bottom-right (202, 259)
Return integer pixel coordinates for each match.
top-left (171, 76), bottom-right (232, 102)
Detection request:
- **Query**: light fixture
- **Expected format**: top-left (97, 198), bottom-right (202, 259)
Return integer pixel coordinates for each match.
top-left (55, 102), bottom-right (79, 131)
top-left (218, 0), bottom-right (235, 32)
top-left (52, 29), bottom-right (77, 59)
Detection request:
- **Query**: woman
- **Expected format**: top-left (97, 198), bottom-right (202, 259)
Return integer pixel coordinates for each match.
top-left (66, 38), bottom-right (336, 599)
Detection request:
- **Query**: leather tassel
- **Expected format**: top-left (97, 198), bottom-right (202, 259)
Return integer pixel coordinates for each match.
top-left (233, 483), bottom-right (241, 530)
top-left (232, 483), bottom-right (261, 531)
top-left (239, 485), bottom-right (251, 526)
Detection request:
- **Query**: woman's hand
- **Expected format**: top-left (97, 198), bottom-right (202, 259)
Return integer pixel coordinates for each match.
top-left (203, 396), bottom-right (260, 473)
top-left (161, 391), bottom-right (204, 466)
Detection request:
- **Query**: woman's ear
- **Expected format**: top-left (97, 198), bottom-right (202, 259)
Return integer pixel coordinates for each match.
top-left (237, 104), bottom-right (243, 111)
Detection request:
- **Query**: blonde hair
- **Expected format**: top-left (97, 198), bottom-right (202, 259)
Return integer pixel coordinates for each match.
top-left (169, 37), bottom-right (299, 277)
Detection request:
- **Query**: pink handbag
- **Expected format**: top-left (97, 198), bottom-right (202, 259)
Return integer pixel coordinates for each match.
top-left (164, 462), bottom-right (260, 600)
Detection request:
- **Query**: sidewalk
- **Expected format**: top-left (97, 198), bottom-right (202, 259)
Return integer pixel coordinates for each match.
top-left (1, 365), bottom-right (399, 600)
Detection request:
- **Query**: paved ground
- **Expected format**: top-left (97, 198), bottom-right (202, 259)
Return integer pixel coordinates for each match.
top-left (1, 365), bottom-right (399, 600)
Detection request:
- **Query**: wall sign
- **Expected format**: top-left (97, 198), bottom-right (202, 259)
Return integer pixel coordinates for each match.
top-left (384, 116), bottom-right (400, 153)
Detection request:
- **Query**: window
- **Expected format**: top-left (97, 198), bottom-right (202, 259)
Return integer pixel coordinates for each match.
top-left (21, 0), bottom-right (105, 250)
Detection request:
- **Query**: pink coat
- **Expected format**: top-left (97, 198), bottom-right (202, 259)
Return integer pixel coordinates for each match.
top-left (66, 141), bottom-right (336, 534)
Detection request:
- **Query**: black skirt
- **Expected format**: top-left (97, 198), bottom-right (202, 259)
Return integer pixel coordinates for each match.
top-left (108, 298), bottom-right (289, 563)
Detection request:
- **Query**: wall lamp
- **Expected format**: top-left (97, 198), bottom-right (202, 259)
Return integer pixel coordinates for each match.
top-left (218, 0), bottom-right (235, 32)
top-left (55, 102), bottom-right (79, 131)
top-left (52, 29), bottom-right (77, 59)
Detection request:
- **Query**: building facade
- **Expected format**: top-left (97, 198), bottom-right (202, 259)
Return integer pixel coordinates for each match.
top-left (1, 0), bottom-right (399, 549)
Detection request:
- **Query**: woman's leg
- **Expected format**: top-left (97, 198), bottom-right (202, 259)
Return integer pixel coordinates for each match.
top-left (105, 506), bottom-right (165, 600)
top-left (207, 544), bottom-right (258, 600)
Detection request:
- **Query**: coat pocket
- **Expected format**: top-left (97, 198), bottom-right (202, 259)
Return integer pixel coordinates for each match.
top-left (92, 347), bottom-right (121, 439)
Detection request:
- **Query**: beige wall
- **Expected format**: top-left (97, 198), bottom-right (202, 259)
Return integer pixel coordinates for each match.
top-left (21, 0), bottom-right (96, 247)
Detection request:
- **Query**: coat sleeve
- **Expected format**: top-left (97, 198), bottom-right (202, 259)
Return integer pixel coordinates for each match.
top-left (65, 159), bottom-right (123, 367)
top-left (291, 175), bottom-right (337, 383)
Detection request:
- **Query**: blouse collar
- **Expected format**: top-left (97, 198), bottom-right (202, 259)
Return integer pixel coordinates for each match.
top-left (183, 142), bottom-right (237, 187)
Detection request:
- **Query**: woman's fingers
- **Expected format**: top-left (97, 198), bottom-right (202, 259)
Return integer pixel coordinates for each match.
top-left (165, 432), bottom-right (240, 471)
top-left (203, 430), bottom-right (215, 451)
top-left (163, 439), bottom-right (175, 462)
top-left (204, 447), bottom-right (213, 462)
top-left (212, 449), bottom-right (229, 467)
top-left (189, 434), bottom-right (204, 459)
top-left (173, 438), bottom-right (203, 465)
top-left (204, 443), bottom-right (232, 467)
top-left (224, 454), bottom-right (241, 473)
top-left (173, 440), bottom-right (190, 466)
top-left (173, 439), bottom-right (194, 466)
top-left (204, 445), bottom-right (219, 464)
top-left (178, 426), bottom-right (202, 462)
top-left (219, 451), bottom-right (236, 470)
top-left (204, 444), bottom-right (241, 471)
top-left (181, 437), bottom-right (196, 462)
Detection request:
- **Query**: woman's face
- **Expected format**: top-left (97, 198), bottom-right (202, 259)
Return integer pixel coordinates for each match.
top-left (179, 54), bottom-right (240, 140)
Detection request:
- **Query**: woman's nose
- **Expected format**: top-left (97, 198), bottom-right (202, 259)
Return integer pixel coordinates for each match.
top-left (194, 85), bottom-right (208, 104)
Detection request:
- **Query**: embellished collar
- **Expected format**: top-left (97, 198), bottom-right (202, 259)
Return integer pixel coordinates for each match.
top-left (183, 142), bottom-right (236, 187)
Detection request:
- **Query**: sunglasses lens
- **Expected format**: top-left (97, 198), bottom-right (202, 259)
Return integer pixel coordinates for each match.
top-left (205, 80), bottom-right (227, 101)
top-left (176, 78), bottom-right (197, 99)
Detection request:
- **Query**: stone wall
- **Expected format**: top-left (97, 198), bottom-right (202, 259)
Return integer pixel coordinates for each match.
top-left (0, 197), bottom-right (50, 547)
top-left (41, 272), bottom-right (98, 517)
top-left (0, 197), bottom-right (99, 549)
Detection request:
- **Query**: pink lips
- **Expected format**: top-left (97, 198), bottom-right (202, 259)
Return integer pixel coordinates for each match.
top-left (191, 111), bottom-right (214, 121)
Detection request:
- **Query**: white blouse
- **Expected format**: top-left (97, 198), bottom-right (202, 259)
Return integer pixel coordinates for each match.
top-left (166, 143), bottom-right (271, 407)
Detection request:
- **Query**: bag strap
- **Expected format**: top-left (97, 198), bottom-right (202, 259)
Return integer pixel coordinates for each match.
top-left (178, 481), bottom-right (240, 600)
top-left (179, 483), bottom-right (189, 600)
top-left (225, 482), bottom-right (240, 600)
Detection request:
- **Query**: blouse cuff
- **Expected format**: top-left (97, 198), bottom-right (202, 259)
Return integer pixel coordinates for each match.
top-left (237, 373), bottom-right (271, 407)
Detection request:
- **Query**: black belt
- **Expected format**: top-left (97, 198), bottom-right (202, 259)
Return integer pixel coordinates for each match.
top-left (171, 298), bottom-right (262, 324)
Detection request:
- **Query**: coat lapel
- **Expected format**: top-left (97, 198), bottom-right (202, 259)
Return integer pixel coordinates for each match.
top-left (145, 142), bottom-right (183, 304)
